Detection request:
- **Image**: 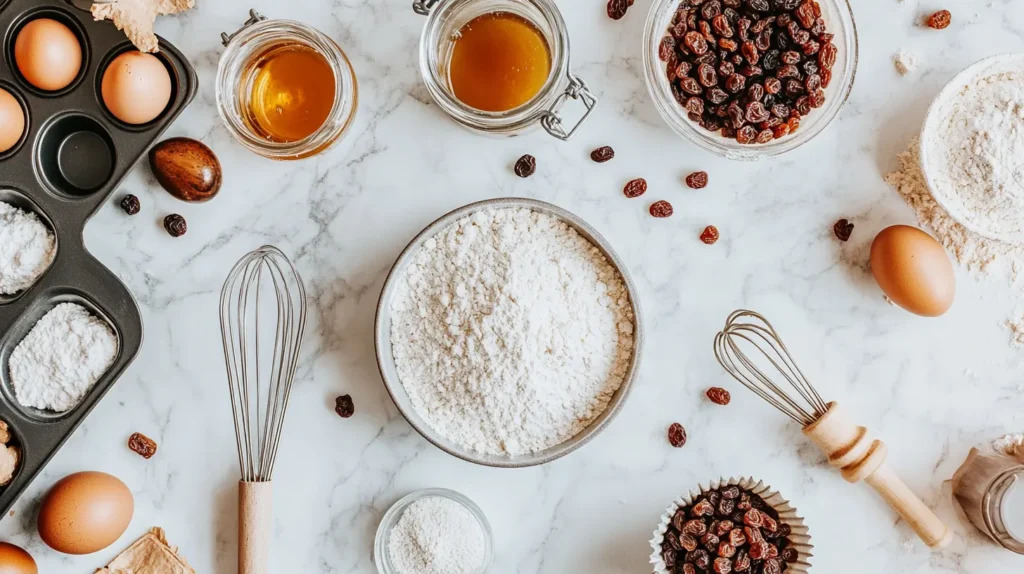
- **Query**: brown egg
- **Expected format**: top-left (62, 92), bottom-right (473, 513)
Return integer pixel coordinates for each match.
top-left (870, 225), bottom-right (956, 317)
top-left (149, 137), bottom-right (222, 202)
top-left (0, 542), bottom-right (37, 574)
top-left (14, 19), bottom-right (82, 91)
top-left (101, 51), bottom-right (172, 125)
top-left (38, 471), bottom-right (133, 555)
top-left (0, 89), bottom-right (25, 153)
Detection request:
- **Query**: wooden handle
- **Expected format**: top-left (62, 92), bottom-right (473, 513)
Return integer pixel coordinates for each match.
top-left (239, 480), bottom-right (272, 574)
top-left (803, 402), bottom-right (952, 550)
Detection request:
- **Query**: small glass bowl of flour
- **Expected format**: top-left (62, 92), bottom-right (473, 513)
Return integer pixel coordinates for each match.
top-left (374, 488), bottom-right (492, 574)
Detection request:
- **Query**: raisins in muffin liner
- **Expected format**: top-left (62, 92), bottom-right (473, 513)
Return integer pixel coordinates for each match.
top-left (649, 476), bottom-right (812, 574)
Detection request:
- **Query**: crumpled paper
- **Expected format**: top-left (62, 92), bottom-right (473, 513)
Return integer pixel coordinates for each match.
top-left (91, 0), bottom-right (195, 53)
top-left (96, 527), bottom-right (195, 574)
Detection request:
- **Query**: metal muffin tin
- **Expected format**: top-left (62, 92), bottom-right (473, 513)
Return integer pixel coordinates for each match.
top-left (0, 0), bottom-right (197, 515)
top-left (375, 198), bottom-right (644, 468)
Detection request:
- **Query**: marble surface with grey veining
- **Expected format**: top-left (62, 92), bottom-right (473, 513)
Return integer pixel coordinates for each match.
top-left (2, 0), bottom-right (1024, 572)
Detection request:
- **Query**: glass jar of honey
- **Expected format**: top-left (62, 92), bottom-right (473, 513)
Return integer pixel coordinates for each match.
top-left (414, 0), bottom-right (596, 140)
top-left (216, 11), bottom-right (358, 160)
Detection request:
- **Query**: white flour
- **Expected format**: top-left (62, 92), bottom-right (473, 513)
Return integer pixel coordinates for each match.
top-left (390, 208), bottom-right (634, 456)
top-left (9, 303), bottom-right (118, 412)
top-left (0, 201), bottom-right (56, 295)
top-left (387, 496), bottom-right (486, 574)
top-left (892, 50), bottom-right (918, 76)
top-left (922, 57), bottom-right (1024, 237)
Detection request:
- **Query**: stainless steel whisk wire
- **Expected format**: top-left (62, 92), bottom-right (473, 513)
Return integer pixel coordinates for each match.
top-left (220, 245), bottom-right (307, 483)
top-left (713, 310), bottom-right (828, 426)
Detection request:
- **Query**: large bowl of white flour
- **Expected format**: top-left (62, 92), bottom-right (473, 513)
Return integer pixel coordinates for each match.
top-left (375, 198), bottom-right (643, 467)
top-left (920, 53), bottom-right (1024, 244)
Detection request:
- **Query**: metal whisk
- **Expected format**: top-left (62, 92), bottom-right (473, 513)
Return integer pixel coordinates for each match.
top-left (220, 245), bottom-right (307, 574)
top-left (713, 310), bottom-right (953, 550)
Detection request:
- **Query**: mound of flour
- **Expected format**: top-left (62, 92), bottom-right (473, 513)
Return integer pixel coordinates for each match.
top-left (390, 208), bottom-right (635, 456)
top-left (0, 201), bottom-right (56, 295)
top-left (388, 496), bottom-right (486, 574)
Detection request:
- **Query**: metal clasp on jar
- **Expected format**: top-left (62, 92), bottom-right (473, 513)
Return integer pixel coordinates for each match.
top-left (539, 73), bottom-right (597, 141)
top-left (221, 9), bottom-right (267, 47)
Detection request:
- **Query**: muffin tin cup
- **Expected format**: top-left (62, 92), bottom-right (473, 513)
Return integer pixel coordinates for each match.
top-left (650, 476), bottom-right (813, 573)
top-left (0, 0), bottom-right (196, 517)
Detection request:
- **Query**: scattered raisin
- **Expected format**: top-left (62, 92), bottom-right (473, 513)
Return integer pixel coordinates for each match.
top-left (685, 171), bottom-right (709, 189)
top-left (706, 386), bottom-right (731, 404)
top-left (335, 394), bottom-right (355, 418)
top-left (514, 154), bottom-right (536, 177)
top-left (120, 194), bottom-right (140, 215)
top-left (624, 178), bottom-right (648, 198)
top-left (591, 146), bottom-right (615, 163)
top-left (163, 214), bottom-right (187, 237)
top-left (128, 432), bottom-right (157, 459)
top-left (927, 9), bottom-right (951, 29)
top-left (833, 218), bottom-right (854, 241)
top-left (607, 0), bottom-right (629, 20)
top-left (700, 225), bottom-right (720, 245)
top-left (650, 200), bottom-right (674, 218)
top-left (668, 422), bottom-right (687, 447)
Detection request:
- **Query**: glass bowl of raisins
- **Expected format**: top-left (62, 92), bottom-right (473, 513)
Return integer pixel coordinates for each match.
top-left (643, 0), bottom-right (857, 160)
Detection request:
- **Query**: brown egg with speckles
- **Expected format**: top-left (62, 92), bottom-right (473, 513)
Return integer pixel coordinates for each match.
top-left (0, 542), bottom-right (37, 574)
top-left (149, 137), bottom-right (222, 202)
top-left (870, 225), bottom-right (956, 317)
top-left (38, 471), bottom-right (133, 555)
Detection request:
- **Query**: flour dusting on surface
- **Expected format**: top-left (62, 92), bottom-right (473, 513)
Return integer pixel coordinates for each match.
top-left (390, 208), bottom-right (634, 456)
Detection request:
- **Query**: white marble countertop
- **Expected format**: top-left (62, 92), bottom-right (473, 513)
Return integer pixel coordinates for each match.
top-left (2, 0), bottom-right (1024, 572)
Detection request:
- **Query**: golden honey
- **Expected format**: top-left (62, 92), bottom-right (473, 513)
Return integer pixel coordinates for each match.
top-left (448, 12), bottom-right (552, 112)
top-left (242, 44), bottom-right (336, 143)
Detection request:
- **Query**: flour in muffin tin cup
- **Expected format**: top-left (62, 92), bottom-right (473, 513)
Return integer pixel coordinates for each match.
top-left (389, 207), bottom-right (635, 456)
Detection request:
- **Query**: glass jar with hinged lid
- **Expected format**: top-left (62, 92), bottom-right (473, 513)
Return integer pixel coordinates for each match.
top-left (216, 10), bottom-right (358, 160)
top-left (413, 0), bottom-right (596, 140)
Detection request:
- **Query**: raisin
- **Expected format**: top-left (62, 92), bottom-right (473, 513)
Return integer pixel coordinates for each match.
top-left (747, 0), bottom-right (769, 12)
top-left (764, 77), bottom-right (781, 94)
top-left (802, 39), bottom-right (820, 56)
top-left (663, 549), bottom-right (677, 569)
top-left (781, 50), bottom-right (801, 64)
top-left (698, 63), bottom-right (719, 87)
top-left (795, 2), bottom-right (816, 28)
top-left (688, 549), bottom-right (711, 569)
top-left (715, 556), bottom-right (734, 573)
top-left (795, 96), bottom-right (811, 115)
top-left (687, 97), bottom-right (705, 115)
top-left (706, 386), bottom-right (731, 404)
top-left (692, 499), bottom-right (715, 517)
top-left (719, 37), bottom-right (739, 52)
top-left (772, 124), bottom-right (790, 138)
top-left (747, 82), bottom-right (764, 102)
top-left (737, 17), bottom-right (752, 40)
top-left (668, 422), bottom-right (687, 446)
top-left (741, 41), bottom-right (759, 64)
top-left (682, 533), bottom-right (700, 551)
top-left (701, 532), bottom-right (721, 550)
top-left (650, 200), bottom-right (674, 218)
top-left (684, 519), bottom-right (708, 536)
top-left (677, 61), bottom-right (694, 78)
top-left (805, 73), bottom-right (821, 92)
top-left (787, 116), bottom-right (800, 132)
top-left (718, 497), bottom-right (735, 516)
top-left (700, 225), bottom-right (720, 244)
top-left (785, 79), bottom-right (805, 97)
top-left (607, 0), bottom-right (629, 20)
top-left (776, 523), bottom-right (792, 537)
top-left (762, 48), bottom-right (780, 70)
top-left (733, 550), bottom-right (751, 572)
top-left (927, 9), bottom-right (951, 29)
top-left (821, 68), bottom-right (832, 88)
top-left (666, 531), bottom-right (683, 551)
top-left (716, 520), bottom-right (735, 536)
top-left (744, 525), bottom-right (762, 543)
top-left (745, 101), bottom-right (769, 123)
top-left (683, 564), bottom-right (697, 574)
top-left (749, 540), bottom-right (771, 560)
top-left (163, 214), bottom-right (187, 237)
top-left (726, 73), bottom-right (746, 93)
top-left (743, 509), bottom-right (764, 528)
top-left (120, 194), bottom-right (140, 215)
top-left (335, 394), bottom-right (355, 417)
top-left (739, 64), bottom-right (762, 77)
top-left (514, 154), bottom-right (536, 177)
top-left (684, 31), bottom-right (709, 55)
top-left (659, 36), bottom-right (676, 60)
top-left (624, 178), bottom-right (648, 198)
top-left (819, 42), bottom-right (837, 69)
top-left (770, 103), bottom-right (790, 117)
top-left (702, 0), bottom-right (723, 19)
top-left (755, 29), bottom-right (771, 51)
top-left (833, 218), bottom-right (854, 241)
top-left (591, 146), bottom-right (615, 163)
top-left (128, 432), bottom-right (157, 459)
top-left (761, 514), bottom-right (778, 533)
top-left (708, 87), bottom-right (730, 104)
top-left (780, 547), bottom-right (799, 563)
top-left (713, 14), bottom-right (734, 37)
top-left (736, 125), bottom-right (757, 144)
top-left (809, 88), bottom-right (825, 108)
top-left (681, 77), bottom-right (704, 95)
top-left (686, 171), bottom-right (709, 189)
top-left (763, 557), bottom-right (782, 574)
top-left (802, 60), bottom-right (819, 76)
top-left (777, 64), bottom-right (800, 79)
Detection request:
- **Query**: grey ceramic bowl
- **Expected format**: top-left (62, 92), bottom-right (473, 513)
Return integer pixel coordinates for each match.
top-left (374, 197), bottom-right (644, 468)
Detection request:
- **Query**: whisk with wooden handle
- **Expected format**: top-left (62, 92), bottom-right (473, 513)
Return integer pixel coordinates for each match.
top-left (713, 310), bottom-right (953, 550)
top-left (220, 245), bottom-right (307, 574)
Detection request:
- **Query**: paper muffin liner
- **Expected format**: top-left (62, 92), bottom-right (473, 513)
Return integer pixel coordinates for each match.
top-left (649, 476), bottom-right (813, 573)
